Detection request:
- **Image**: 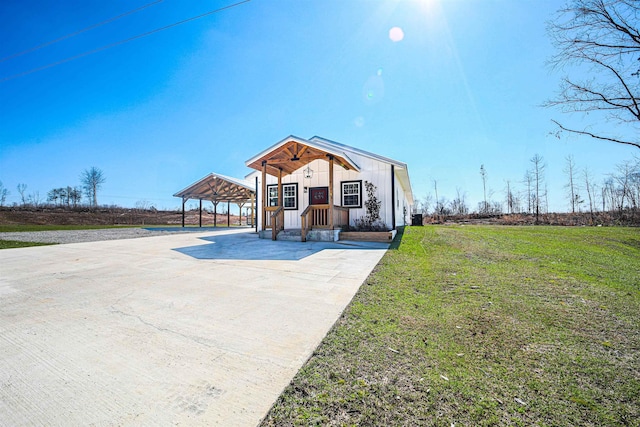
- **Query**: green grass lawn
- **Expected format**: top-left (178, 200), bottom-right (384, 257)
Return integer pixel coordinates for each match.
top-left (0, 240), bottom-right (55, 249)
top-left (262, 225), bottom-right (640, 426)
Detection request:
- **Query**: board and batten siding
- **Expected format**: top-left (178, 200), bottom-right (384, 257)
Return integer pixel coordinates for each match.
top-left (248, 149), bottom-right (411, 231)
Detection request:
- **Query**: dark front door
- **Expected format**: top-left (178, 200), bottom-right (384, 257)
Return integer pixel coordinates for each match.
top-left (309, 187), bottom-right (329, 205)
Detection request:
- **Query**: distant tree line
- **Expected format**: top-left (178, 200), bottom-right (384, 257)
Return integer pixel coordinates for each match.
top-left (0, 167), bottom-right (106, 209)
top-left (47, 186), bottom-right (83, 207)
top-left (417, 155), bottom-right (640, 224)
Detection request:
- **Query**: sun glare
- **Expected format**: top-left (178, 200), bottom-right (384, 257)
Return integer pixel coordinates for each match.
top-left (389, 26), bottom-right (405, 42)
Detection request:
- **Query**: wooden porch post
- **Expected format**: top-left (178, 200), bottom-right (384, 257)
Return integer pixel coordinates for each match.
top-left (277, 167), bottom-right (283, 208)
top-left (261, 161), bottom-right (267, 231)
top-left (328, 155), bottom-right (334, 229)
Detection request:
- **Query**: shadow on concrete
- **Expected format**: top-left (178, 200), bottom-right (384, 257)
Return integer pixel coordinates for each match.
top-left (173, 231), bottom-right (389, 261)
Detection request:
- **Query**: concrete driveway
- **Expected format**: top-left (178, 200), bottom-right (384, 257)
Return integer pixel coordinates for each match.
top-left (0, 229), bottom-right (388, 426)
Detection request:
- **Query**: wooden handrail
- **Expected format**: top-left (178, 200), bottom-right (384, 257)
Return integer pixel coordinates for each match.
top-left (301, 204), bottom-right (349, 242)
top-left (270, 206), bottom-right (284, 240)
top-left (300, 205), bottom-right (314, 242)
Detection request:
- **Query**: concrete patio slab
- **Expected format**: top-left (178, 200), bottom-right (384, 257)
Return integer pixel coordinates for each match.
top-left (0, 229), bottom-right (387, 426)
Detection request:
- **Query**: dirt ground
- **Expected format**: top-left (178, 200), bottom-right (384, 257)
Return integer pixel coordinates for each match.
top-left (1, 206), bottom-right (637, 227)
top-left (0, 206), bottom-right (248, 227)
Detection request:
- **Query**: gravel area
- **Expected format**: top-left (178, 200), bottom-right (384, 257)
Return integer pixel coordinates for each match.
top-left (0, 228), bottom-right (197, 244)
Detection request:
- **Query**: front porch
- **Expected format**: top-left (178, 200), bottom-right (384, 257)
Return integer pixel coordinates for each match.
top-left (263, 203), bottom-right (349, 241)
top-left (247, 136), bottom-right (359, 242)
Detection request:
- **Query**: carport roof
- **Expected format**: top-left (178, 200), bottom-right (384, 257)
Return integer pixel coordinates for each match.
top-left (173, 173), bottom-right (255, 203)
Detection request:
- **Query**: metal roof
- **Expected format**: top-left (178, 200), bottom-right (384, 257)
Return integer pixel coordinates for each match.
top-left (173, 173), bottom-right (255, 203)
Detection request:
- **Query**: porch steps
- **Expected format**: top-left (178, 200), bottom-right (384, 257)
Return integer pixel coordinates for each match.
top-left (276, 229), bottom-right (302, 242)
top-left (273, 228), bottom-right (341, 242)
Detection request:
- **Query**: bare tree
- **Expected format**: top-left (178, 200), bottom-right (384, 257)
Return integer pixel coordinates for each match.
top-left (0, 181), bottom-right (8, 206)
top-left (70, 187), bottom-right (82, 207)
top-left (16, 183), bottom-right (27, 206)
top-left (80, 167), bottom-right (106, 208)
top-left (27, 191), bottom-right (41, 208)
top-left (433, 179), bottom-right (440, 214)
top-left (417, 194), bottom-right (433, 215)
top-left (583, 168), bottom-right (597, 222)
top-left (479, 164), bottom-right (488, 214)
top-left (450, 187), bottom-right (469, 215)
top-left (47, 188), bottom-right (61, 206)
top-left (564, 155), bottom-right (580, 212)
top-left (505, 180), bottom-right (521, 214)
top-left (523, 170), bottom-right (534, 214)
top-left (530, 154), bottom-right (547, 223)
top-left (613, 158), bottom-right (640, 215)
top-left (602, 177), bottom-right (618, 211)
top-left (546, 0), bottom-right (640, 149)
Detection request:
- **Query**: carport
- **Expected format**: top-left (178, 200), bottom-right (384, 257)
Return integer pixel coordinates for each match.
top-left (173, 173), bottom-right (257, 229)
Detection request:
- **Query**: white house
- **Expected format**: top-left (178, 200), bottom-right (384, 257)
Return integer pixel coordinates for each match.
top-left (245, 135), bottom-right (413, 241)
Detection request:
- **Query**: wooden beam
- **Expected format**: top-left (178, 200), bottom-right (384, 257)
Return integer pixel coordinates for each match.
top-left (297, 145), bottom-right (309, 158)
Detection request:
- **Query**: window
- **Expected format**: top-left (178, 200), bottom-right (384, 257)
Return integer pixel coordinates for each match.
top-left (267, 183), bottom-right (298, 210)
top-left (267, 186), bottom-right (278, 207)
top-left (341, 180), bottom-right (362, 208)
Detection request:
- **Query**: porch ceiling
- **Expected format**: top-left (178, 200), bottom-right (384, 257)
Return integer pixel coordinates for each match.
top-left (173, 173), bottom-right (255, 203)
top-left (246, 138), bottom-right (358, 176)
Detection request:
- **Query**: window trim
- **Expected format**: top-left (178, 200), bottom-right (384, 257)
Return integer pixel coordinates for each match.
top-left (266, 183), bottom-right (298, 210)
top-left (341, 180), bottom-right (362, 208)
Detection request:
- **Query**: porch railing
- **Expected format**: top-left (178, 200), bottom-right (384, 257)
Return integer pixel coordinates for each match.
top-left (300, 204), bottom-right (349, 242)
top-left (265, 206), bottom-right (284, 240)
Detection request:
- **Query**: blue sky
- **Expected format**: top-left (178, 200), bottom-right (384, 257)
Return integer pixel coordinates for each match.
top-left (0, 0), bottom-right (636, 212)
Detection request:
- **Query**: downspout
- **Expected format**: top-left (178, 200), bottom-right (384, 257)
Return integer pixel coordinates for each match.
top-left (391, 164), bottom-right (396, 229)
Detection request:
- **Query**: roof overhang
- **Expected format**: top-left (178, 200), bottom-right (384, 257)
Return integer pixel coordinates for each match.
top-left (393, 163), bottom-right (414, 206)
top-left (173, 173), bottom-right (255, 203)
top-left (245, 135), bottom-right (360, 176)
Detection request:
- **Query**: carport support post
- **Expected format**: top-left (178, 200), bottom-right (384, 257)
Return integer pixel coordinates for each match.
top-left (227, 201), bottom-right (230, 227)
top-left (181, 197), bottom-right (186, 227)
top-left (237, 202), bottom-right (245, 226)
top-left (199, 199), bottom-right (202, 228)
top-left (213, 201), bottom-right (218, 228)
